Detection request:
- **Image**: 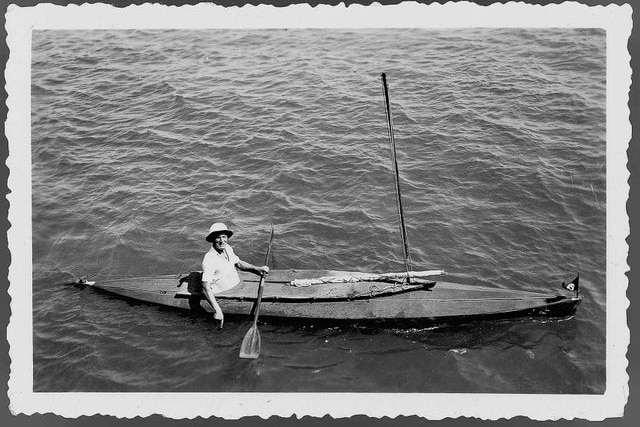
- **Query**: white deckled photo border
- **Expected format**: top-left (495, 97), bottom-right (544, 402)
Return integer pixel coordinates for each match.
top-left (4, 1), bottom-right (631, 420)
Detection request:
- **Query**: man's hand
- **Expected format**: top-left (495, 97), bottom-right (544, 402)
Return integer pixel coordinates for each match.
top-left (213, 310), bottom-right (224, 329)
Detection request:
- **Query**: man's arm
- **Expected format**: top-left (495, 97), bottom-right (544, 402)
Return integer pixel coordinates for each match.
top-left (236, 260), bottom-right (269, 276)
top-left (202, 283), bottom-right (223, 314)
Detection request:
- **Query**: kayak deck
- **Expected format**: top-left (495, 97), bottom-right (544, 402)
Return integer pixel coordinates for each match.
top-left (76, 269), bottom-right (582, 324)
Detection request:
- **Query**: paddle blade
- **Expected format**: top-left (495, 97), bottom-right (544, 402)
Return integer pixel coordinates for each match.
top-left (239, 324), bottom-right (261, 359)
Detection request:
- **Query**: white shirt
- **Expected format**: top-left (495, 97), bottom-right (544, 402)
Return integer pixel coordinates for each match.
top-left (202, 245), bottom-right (241, 293)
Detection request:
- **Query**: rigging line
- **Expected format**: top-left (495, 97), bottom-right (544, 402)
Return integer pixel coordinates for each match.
top-left (381, 73), bottom-right (412, 277)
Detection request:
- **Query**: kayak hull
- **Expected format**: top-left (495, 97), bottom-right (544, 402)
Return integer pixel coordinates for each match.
top-left (77, 269), bottom-right (582, 325)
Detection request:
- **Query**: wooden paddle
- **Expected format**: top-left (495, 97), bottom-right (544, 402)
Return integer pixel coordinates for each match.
top-left (239, 224), bottom-right (275, 359)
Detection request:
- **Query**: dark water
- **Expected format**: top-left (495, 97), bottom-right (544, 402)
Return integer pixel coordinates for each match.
top-left (31, 28), bottom-right (606, 393)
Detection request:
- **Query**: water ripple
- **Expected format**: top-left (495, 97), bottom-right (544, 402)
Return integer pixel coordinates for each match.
top-left (30, 28), bottom-right (606, 393)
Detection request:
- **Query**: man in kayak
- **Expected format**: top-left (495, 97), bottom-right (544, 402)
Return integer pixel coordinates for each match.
top-left (202, 222), bottom-right (269, 329)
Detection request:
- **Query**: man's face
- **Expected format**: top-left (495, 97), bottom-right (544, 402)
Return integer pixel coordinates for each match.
top-left (213, 234), bottom-right (228, 252)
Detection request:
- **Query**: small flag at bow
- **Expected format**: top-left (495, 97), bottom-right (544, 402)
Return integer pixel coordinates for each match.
top-left (562, 274), bottom-right (579, 292)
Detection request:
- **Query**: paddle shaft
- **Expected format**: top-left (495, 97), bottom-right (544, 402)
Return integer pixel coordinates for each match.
top-left (249, 225), bottom-right (275, 320)
top-left (250, 273), bottom-right (267, 321)
top-left (381, 73), bottom-right (412, 278)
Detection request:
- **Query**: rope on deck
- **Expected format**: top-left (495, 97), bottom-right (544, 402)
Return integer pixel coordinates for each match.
top-left (289, 270), bottom-right (446, 287)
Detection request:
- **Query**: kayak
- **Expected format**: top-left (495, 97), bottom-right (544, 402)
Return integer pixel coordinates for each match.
top-left (74, 269), bottom-right (582, 325)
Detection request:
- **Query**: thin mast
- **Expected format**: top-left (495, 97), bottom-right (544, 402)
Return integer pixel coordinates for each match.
top-left (381, 73), bottom-right (412, 278)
